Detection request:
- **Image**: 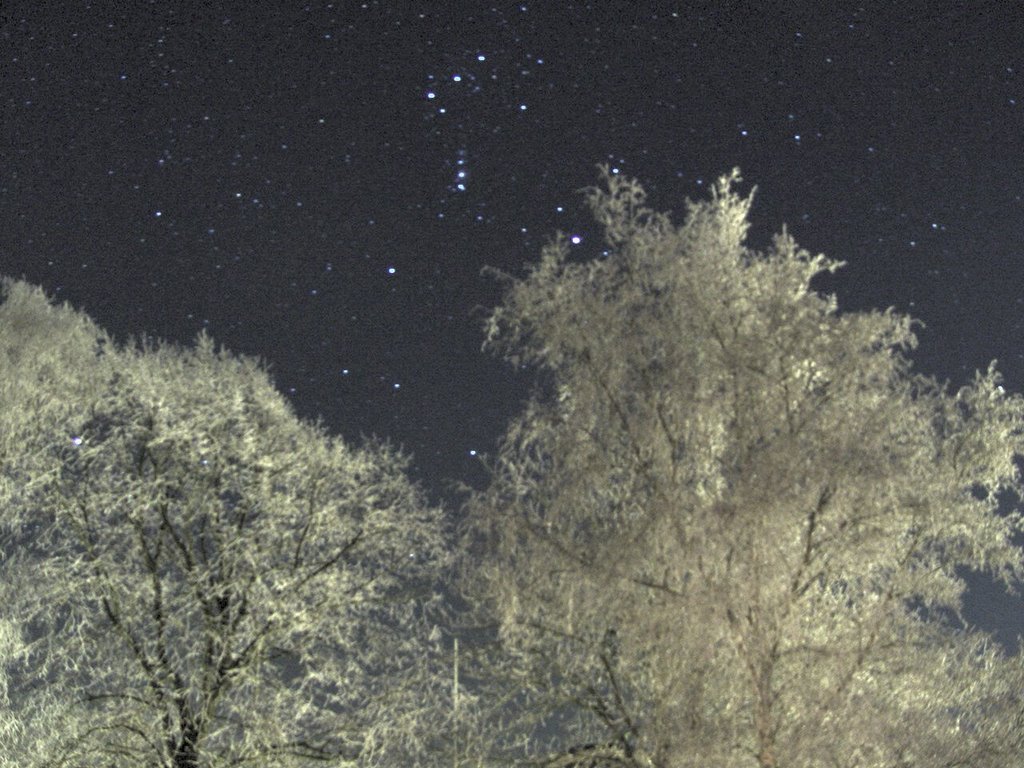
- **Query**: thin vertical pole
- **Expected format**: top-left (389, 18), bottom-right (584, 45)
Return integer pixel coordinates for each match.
top-left (453, 637), bottom-right (460, 768)
top-left (453, 637), bottom-right (460, 712)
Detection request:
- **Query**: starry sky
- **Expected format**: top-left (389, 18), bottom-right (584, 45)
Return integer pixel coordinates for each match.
top-left (4, 3), bottom-right (1024, 643)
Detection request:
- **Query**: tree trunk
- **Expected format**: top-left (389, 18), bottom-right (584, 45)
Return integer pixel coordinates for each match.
top-left (171, 718), bottom-right (200, 768)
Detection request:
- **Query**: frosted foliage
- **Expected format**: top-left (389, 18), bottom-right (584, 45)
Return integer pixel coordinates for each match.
top-left (0, 283), bottom-right (451, 767)
top-left (466, 168), bottom-right (1024, 766)
top-left (0, 280), bottom-right (116, 513)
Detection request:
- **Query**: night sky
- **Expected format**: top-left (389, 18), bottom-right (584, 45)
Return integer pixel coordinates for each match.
top-left (4, 4), bottom-right (1024, 642)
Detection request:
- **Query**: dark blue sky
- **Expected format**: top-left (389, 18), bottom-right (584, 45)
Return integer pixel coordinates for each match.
top-left (4, 2), bottom-right (1024, 642)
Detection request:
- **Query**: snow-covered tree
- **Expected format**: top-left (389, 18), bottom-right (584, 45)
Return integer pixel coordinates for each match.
top-left (463, 169), bottom-right (1024, 767)
top-left (0, 280), bottom-right (452, 767)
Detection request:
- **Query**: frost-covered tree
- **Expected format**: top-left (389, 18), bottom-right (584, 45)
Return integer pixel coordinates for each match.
top-left (462, 169), bottom-right (1024, 767)
top-left (0, 280), bottom-right (452, 767)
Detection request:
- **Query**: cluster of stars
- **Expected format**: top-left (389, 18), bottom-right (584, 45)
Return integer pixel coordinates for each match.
top-left (421, 47), bottom-right (547, 219)
top-left (449, 147), bottom-right (469, 193)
